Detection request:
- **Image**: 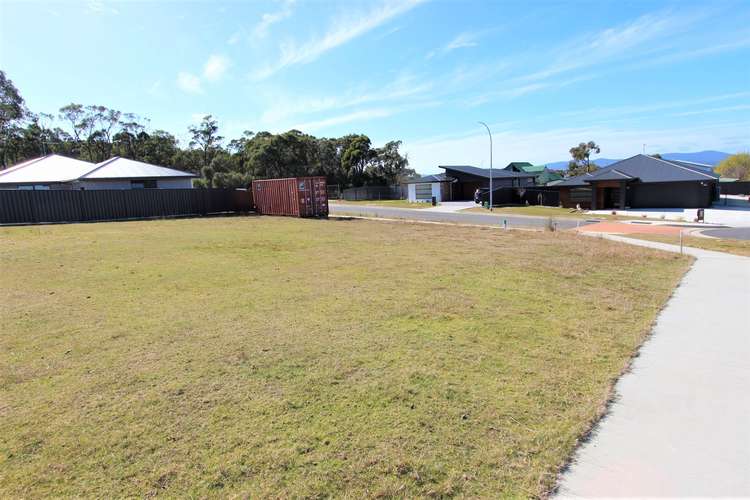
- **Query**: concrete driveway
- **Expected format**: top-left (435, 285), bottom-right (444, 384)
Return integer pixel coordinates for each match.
top-left (421, 201), bottom-right (477, 213)
top-left (588, 206), bottom-right (750, 227)
top-left (701, 227), bottom-right (750, 240)
top-left (556, 237), bottom-right (750, 498)
top-left (328, 203), bottom-right (590, 230)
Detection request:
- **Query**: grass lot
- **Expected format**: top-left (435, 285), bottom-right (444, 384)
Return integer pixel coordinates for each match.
top-left (462, 206), bottom-right (638, 221)
top-left (331, 199), bottom-right (433, 209)
top-left (0, 217), bottom-right (690, 497)
top-left (623, 232), bottom-right (750, 257)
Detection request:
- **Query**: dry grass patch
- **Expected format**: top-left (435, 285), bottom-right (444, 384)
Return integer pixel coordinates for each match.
top-left (623, 232), bottom-right (750, 257)
top-left (0, 216), bottom-right (690, 497)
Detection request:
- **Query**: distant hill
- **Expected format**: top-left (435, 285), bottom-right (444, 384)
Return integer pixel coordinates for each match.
top-left (543, 150), bottom-right (730, 171)
top-left (661, 150), bottom-right (729, 165)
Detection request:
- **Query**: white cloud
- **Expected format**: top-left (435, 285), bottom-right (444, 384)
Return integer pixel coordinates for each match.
top-left (227, 31), bottom-right (243, 45)
top-left (254, 0), bottom-right (296, 40)
top-left (558, 92), bottom-right (750, 120)
top-left (292, 108), bottom-right (395, 132)
top-left (519, 11), bottom-right (702, 84)
top-left (427, 32), bottom-right (479, 59)
top-left (147, 80), bottom-right (162, 96)
top-left (87, 0), bottom-right (119, 15)
top-left (252, 0), bottom-right (426, 80)
top-left (259, 72), bottom-right (434, 125)
top-left (670, 104), bottom-right (750, 117)
top-left (176, 72), bottom-right (203, 94)
top-left (203, 54), bottom-right (230, 81)
top-left (177, 55), bottom-right (231, 93)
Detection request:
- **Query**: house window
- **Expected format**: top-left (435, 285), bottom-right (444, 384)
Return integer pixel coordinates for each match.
top-left (131, 180), bottom-right (157, 189)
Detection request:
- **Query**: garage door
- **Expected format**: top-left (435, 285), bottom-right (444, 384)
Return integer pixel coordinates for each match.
top-left (415, 183), bottom-right (432, 200)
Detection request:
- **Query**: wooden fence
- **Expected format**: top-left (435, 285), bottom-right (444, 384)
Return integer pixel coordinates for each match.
top-left (0, 188), bottom-right (252, 225)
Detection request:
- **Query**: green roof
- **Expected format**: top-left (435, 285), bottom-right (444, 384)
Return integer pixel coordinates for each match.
top-left (535, 169), bottom-right (563, 185)
top-left (504, 161), bottom-right (534, 172)
top-left (520, 164), bottom-right (547, 174)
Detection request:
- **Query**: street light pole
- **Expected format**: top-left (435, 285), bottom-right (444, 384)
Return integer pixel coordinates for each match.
top-left (478, 121), bottom-right (493, 211)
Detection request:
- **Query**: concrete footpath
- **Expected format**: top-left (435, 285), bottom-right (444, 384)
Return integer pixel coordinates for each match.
top-left (556, 236), bottom-right (750, 497)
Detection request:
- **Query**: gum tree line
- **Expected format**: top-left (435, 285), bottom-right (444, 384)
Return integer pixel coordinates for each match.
top-left (0, 71), bottom-right (414, 187)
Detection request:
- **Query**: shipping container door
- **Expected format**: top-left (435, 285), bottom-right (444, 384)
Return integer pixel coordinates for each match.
top-left (312, 177), bottom-right (328, 216)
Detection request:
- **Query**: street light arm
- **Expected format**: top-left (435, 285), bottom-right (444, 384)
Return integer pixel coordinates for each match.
top-left (478, 121), bottom-right (493, 211)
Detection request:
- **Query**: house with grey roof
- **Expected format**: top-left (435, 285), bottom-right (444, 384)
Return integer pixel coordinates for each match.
top-left (552, 154), bottom-right (719, 209)
top-left (404, 173), bottom-right (454, 203)
top-left (438, 165), bottom-right (536, 200)
top-left (0, 155), bottom-right (196, 190)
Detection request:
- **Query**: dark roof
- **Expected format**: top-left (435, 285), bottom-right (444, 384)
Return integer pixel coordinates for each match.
top-left (439, 165), bottom-right (535, 179)
top-left (554, 172), bottom-right (595, 187)
top-left (661, 159), bottom-right (714, 173)
top-left (585, 154), bottom-right (718, 183)
top-left (504, 161), bottom-right (535, 172)
top-left (586, 168), bottom-right (635, 181)
top-left (405, 173), bottom-right (451, 184)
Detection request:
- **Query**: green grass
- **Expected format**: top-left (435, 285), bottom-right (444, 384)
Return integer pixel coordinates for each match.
top-left (623, 233), bottom-right (750, 257)
top-left (330, 199), bottom-right (434, 209)
top-left (0, 217), bottom-right (690, 497)
top-left (462, 206), bottom-right (640, 221)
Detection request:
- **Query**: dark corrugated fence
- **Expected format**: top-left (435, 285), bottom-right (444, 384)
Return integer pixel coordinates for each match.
top-left (478, 187), bottom-right (560, 207)
top-left (0, 189), bottom-right (252, 225)
top-left (720, 181), bottom-right (750, 195)
top-left (342, 185), bottom-right (405, 201)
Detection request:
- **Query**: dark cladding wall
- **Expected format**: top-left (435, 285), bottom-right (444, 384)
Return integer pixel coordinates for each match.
top-left (628, 181), bottom-right (715, 208)
top-left (442, 169), bottom-right (535, 200)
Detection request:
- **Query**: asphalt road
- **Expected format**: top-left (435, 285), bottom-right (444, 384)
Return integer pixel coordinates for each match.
top-left (701, 227), bottom-right (750, 240)
top-left (329, 204), bottom-right (592, 230)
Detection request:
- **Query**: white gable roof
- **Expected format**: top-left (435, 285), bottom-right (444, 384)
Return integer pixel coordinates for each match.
top-left (0, 155), bottom-right (97, 184)
top-left (82, 157), bottom-right (196, 179)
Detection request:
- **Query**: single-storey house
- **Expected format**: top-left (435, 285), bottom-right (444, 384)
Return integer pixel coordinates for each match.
top-left (405, 173), bottom-right (454, 203)
top-left (553, 154), bottom-right (719, 209)
top-left (438, 165), bottom-right (536, 200)
top-left (79, 157), bottom-right (195, 189)
top-left (504, 162), bottom-right (563, 185)
top-left (0, 155), bottom-right (196, 190)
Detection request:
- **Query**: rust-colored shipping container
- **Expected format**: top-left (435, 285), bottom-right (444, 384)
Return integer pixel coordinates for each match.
top-left (251, 176), bottom-right (329, 217)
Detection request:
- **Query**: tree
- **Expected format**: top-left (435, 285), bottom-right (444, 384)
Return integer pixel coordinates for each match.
top-left (567, 141), bottom-right (600, 176)
top-left (188, 115), bottom-right (223, 170)
top-left (341, 134), bottom-right (375, 186)
top-left (366, 140), bottom-right (413, 184)
top-left (0, 70), bottom-right (28, 168)
top-left (715, 152), bottom-right (750, 181)
top-left (0, 72), bottom-right (412, 188)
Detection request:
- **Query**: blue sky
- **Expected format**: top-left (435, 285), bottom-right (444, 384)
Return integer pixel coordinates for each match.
top-left (1, 0), bottom-right (749, 173)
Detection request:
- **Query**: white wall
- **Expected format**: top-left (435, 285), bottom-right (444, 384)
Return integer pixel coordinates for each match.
top-left (79, 179), bottom-right (132, 190)
top-left (158, 178), bottom-right (193, 189)
top-left (431, 183), bottom-right (442, 203)
top-left (407, 184), bottom-right (416, 202)
top-left (78, 178), bottom-right (193, 190)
